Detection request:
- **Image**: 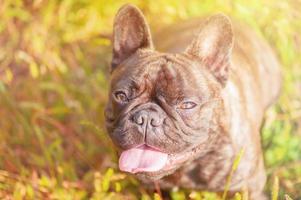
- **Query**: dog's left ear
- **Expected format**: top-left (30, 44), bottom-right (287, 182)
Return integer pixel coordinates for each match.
top-left (185, 14), bottom-right (233, 86)
top-left (111, 4), bottom-right (153, 72)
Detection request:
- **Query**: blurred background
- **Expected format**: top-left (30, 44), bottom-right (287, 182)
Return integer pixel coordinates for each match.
top-left (0, 0), bottom-right (300, 199)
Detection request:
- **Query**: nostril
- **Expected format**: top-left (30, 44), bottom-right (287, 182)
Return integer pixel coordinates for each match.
top-left (150, 118), bottom-right (161, 127)
top-left (135, 115), bottom-right (144, 125)
top-left (133, 110), bottom-right (163, 127)
top-left (133, 112), bottom-right (148, 126)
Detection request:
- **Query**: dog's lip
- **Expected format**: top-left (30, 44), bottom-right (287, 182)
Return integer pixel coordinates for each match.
top-left (121, 143), bottom-right (170, 154)
top-left (136, 144), bottom-right (162, 151)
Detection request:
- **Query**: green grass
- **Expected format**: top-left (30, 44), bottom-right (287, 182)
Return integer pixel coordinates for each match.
top-left (0, 0), bottom-right (301, 199)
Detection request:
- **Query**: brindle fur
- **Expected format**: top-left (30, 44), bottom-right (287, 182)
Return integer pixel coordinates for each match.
top-left (105, 4), bottom-right (282, 200)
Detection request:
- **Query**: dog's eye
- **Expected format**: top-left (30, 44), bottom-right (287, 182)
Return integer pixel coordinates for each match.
top-left (178, 101), bottom-right (197, 109)
top-left (114, 91), bottom-right (128, 103)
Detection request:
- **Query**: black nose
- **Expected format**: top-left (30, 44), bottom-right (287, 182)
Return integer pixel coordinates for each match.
top-left (133, 110), bottom-right (163, 127)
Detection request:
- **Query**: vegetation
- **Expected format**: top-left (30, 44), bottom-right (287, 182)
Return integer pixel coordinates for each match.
top-left (0, 0), bottom-right (300, 199)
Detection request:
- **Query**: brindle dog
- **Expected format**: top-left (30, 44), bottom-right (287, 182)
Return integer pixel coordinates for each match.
top-left (105, 4), bottom-right (282, 199)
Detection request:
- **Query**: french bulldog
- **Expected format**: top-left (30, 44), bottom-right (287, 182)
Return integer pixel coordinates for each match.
top-left (104, 4), bottom-right (282, 199)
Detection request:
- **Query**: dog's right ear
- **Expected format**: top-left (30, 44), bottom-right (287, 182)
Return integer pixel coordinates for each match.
top-left (111, 4), bottom-right (153, 72)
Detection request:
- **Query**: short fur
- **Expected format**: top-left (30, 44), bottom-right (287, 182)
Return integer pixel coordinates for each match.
top-left (105, 4), bottom-right (282, 199)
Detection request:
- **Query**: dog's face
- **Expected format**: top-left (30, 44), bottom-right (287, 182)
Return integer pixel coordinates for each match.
top-left (105, 5), bottom-right (233, 180)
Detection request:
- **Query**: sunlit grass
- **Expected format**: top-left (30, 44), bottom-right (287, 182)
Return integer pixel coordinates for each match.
top-left (0, 0), bottom-right (300, 199)
top-left (222, 149), bottom-right (245, 200)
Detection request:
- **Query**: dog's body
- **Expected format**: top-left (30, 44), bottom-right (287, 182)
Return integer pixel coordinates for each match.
top-left (151, 18), bottom-right (282, 197)
top-left (105, 5), bottom-right (281, 199)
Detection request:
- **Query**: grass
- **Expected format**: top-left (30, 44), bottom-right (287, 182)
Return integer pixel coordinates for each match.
top-left (0, 0), bottom-right (301, 199)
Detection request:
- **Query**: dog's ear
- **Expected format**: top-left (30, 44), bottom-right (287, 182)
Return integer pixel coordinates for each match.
top-left (111, 4), bottom-right (153, 72)
top-left (185, 14), bottom-right (233, 86)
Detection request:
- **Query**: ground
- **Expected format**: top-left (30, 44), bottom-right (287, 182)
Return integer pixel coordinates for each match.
top-left (0, 0), bottom-right (300, 199)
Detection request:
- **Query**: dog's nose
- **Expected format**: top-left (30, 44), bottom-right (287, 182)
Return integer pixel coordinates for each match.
top-left (133, 110), bottom-right (162, 127)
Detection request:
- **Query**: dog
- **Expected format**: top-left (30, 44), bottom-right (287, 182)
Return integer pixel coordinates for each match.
top-left (104, 4), bottom-right (282, 199)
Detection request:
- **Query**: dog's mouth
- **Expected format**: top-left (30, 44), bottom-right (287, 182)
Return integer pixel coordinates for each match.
top-left (118, 144), bottom-right (192, 174)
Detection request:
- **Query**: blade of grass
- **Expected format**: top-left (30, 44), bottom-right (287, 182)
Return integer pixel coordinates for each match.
top-left (222, 148), bottom-right (245, 200)
top-left (272, 176), bottom-right (279, 200)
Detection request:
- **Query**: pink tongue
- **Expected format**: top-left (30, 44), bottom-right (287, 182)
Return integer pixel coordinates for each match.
top-left (119, 145), bottom-right (168, 173)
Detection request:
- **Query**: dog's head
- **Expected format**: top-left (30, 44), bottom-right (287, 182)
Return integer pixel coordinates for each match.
top-left (105, 4), bottom-right (233, 180)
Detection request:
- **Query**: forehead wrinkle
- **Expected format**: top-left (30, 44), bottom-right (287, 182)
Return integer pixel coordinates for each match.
top-left (165, 54), bottom-right (206, 96)
top-left (174, 54), bottom-right (211, 96)
top-left (175, 55), bottom-right (215, 101)
top-left (153, 60), bottom-right (174, 96)
top-left (155, 59), bottom-right (190, 101)
top-left (165, 60), bottom-right (177, 78)
top-left (112, 52), bottom-right (165, 85)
